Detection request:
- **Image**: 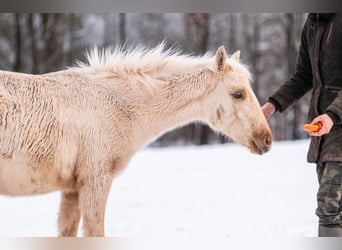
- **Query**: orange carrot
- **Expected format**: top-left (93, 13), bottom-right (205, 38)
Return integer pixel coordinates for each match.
top-left (303, 123), bottom-right (322, 132)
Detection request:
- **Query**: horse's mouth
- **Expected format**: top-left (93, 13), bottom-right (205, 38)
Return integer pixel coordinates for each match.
top-left (250, 140), bottom-right (270, 155)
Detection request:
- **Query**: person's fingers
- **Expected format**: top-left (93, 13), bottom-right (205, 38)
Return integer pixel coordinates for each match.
top-left (261, 102), bottom-right (275, 121)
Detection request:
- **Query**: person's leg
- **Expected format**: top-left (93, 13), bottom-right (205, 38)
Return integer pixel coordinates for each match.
top-left (316, 162), bottom-right (342, 237)
top-left (318, 224), bottom-right (342, 236)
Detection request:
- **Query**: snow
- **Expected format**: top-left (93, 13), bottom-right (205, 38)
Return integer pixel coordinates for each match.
top-left (0, 140), bottom-right (318, 237)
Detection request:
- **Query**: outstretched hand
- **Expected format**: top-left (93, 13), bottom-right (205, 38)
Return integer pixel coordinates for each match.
top-left (261, 102), bottom-right (276, 121)
top-left (308, 114), bottom-right (334, 137)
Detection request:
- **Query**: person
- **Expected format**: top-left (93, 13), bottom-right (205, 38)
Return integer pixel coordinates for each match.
top-left (262, 13), bottom-right (342, 237)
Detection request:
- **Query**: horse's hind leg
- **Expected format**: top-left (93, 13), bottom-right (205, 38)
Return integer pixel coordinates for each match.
top-left (58, 191), bottom-right (81, 237)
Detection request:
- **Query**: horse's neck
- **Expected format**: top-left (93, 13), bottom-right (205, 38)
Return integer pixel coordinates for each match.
top-left (132, 68), bottom-right (216, 149)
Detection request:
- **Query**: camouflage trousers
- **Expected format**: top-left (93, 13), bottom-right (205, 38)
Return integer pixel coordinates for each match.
top-left (316, 162), bottom-right (342, 225)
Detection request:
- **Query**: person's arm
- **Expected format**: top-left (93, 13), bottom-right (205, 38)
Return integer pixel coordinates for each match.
top-left (267, 20), bottom-right (313, 113)
top-left (307, 93), bottom-right (342, 136)
top-left (326, 91), bottom-right (342, 125)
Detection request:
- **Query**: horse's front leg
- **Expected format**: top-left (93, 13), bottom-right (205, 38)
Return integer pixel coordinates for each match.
top-left (58, 191), bottom-right (81, 237)
top-left (79, 175), bottom-right (112, 237)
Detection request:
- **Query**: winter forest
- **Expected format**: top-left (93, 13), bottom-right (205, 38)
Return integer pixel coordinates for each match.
top-left (0, 13), bottom-right (310, 146)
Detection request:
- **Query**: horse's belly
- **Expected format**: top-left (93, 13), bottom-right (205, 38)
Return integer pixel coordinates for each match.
top-left (0, 157), bottom-right (62, 196)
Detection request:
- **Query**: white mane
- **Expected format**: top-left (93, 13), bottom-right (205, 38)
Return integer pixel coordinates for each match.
top-left (73, 43), bottom-right (212, 77)
top-left (71, 43), bottom-right (251, 94)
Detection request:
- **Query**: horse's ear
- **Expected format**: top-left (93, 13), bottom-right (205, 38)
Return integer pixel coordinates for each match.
top-left (215, 46), bottom-right (229, 72)
top-left (231, 50), bottom-right (240, 62)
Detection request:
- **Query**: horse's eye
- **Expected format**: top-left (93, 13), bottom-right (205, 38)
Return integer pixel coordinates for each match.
top-left (232, 91), bottom-right (244, 100)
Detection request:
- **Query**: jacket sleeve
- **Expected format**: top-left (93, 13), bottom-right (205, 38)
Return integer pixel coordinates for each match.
top-left (268, 20), bottom-right (313, 112)
top-left (327, 92), bottom-right (342, 125)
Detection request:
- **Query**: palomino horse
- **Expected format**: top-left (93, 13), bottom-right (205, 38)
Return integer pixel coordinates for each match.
top-left (0, 44), bottom-right (272, 236)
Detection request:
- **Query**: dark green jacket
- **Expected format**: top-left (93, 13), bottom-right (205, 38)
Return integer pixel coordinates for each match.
top-left (269, 13), bottom-right (342, 163)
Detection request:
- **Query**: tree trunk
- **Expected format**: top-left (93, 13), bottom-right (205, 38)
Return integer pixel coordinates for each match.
top-left (228, 13), bottom-right (236, 51)
top-left (119, 13), bottom-right (126, 43)
top-left (40, 13), bottom-right (65, 73)
top-left (27, 14), bottom-right (39, 74)
top-left (13, 14), bottom-right (22, 72)
top-left (285, 13), bottom-right (302, 140)
top-left (184, 13), bottom-right (210, 145)
top-left (184, 13), bottom-right (209, 54)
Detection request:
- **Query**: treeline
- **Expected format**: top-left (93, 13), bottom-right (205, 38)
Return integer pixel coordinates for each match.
top-left (0, 13), bottom-right (310, 146)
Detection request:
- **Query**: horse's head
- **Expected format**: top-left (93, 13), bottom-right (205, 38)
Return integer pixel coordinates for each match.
top-left (204, 46), bottom-right (272, 154)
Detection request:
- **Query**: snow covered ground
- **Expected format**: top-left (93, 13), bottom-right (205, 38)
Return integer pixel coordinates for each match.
top-left (0, 140), bottom-right (318, 237)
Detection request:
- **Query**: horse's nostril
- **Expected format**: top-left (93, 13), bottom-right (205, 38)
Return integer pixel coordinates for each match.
top-left (264, 135), bottom-right (272, 146)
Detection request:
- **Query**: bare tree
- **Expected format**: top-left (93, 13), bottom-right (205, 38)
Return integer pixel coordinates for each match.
top-left (184, 13), bottom-right (210, 54)
top-left (228, 13), bottom-right (237, 52)
top-left (184, 13), bottom-right (211, 145)
top-left (13, 14), bottom-right (22, 72)
top-left (39, 14), bottom-right (66, 73)
top-left (0, 14), bottom-right (14, 70)
top-left (119, 13), bottom-right (126, 43)
top-left (285, 13), bottom-right (299, 139)
top-left (27, 14), bottom-right (39, 74)
top-left (67, 13), bottom-right (77, 65)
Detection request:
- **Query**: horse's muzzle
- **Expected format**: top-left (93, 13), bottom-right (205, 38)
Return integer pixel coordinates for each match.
top-left (250, 132), bottom-right (272, 155)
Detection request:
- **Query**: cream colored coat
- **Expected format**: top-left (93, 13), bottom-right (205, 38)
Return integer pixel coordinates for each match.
top-left (0, 44), bottom-right (272, 236)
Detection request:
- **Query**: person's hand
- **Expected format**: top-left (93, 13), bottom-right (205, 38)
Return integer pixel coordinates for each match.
top-left (308, 114), bottom-right (334, 137)
top-left (261, 102), bottom-right (276, 121)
